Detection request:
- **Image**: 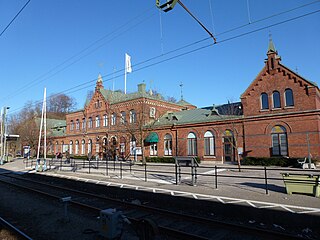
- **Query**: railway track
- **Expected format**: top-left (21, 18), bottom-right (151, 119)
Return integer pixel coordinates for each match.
top-left (0, 172), bottom-right (310, 240)
top-left (0, 215), bottom-right (32, 240)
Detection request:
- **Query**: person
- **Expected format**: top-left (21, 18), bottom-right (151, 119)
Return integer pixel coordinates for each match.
top-left (65, 150), bottom-right (70, 164)
top-left (88, 152), bottom-right (92, 161)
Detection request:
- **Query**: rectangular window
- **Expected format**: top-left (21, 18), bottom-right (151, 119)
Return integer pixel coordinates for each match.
top-left (204, 137), bottom-right (215, 155)
top-left (188, 139), bottom-right (197, 155)
top-left (103, 115), bottom-right (108, 127)
top-left (272, 134), bottom-right (280, 156)
top-left (164, 140), bottom-right (172, 156)
top-left (96, 116), bottom-right (100, 128)
top-left (150, 144), bottom-right (158, 156)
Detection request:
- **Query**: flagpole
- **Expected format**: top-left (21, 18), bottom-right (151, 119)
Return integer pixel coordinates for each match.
top-left (124, 65), bottom-right (127, 94)
top-left (44, 87), bottom-right (47, 160)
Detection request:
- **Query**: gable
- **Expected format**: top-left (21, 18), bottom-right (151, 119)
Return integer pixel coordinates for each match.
top-left (241, 58), bottom-right (319, 117)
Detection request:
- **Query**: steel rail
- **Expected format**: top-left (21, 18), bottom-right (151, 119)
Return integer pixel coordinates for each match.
top-left (0, 174), bottom-right (307, 240)
top-left (0, 216), bottom-right (33, 240)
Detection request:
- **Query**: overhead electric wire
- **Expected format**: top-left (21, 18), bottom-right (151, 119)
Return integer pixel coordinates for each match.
top-left (215, 0), bottom-right (320, 37)
top-left (0, 0), bottom-right (31, 37)
top-left (3, 0), bottom-right (316, 104)
top-left (0, 6), bottom-right (155, 103)
top-left (7, 6), bottom-right (320, 116)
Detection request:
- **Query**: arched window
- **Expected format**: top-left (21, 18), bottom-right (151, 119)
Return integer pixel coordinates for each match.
top-left (103, 114), bottom-right (108, 127)
top-left (76, 119), bottom-right (80, 130)
top-left (285, 88), bottom-right (294, 107)
top-left (271, 126), bottom-right (288, 156)
top-left (55, 141), bottom-right (59, 153)
top-left (204, 131), bottom-right (215, 156)
top-left (75, 140), bottom-right (79, 154)
top-left (81, 139), bottom-right (85, 155)
top-left (88, 117), bottom-right (93, 128)
top-left (88, 139), bottom-right (92, 153)
top-left (69, 140), bottom-right (73, 154)
top-left (70, 120), bottom-right (74, 131)
top-left (187, 132), bottom-right (197, 156)
top-left (272, 91), bottom-right (281, 108)
top-left (120, 137), bottom-right (126, 157)
top-left (164, 134), bottom-right (172, 156)
top-left (111, 113), bottom-right (116, 125)
top-left (95, 115), bottom-right (100, 128)
top-left (129, 110), bottom-right (136, 123)
top-left (260, 93), bottom-right (269, 110)
top-left (82, 118), bottom-right (86, 130)
top-left (120, 111), bottom-right (126, 124)
top-left (130, 136), bottom-right (136, 155)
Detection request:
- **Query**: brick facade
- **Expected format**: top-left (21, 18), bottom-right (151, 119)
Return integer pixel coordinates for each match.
top-left (49, 42), bottom-right (320, 162)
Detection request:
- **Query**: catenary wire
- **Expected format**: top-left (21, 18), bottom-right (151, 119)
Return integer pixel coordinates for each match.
top-left (4, 0), bottom-right (317, 104)
top-left (7, 7), bottom-right (320, 115)
top-left (0, 0), bottom-right (31, 37)
top-left (0, 6), bottom-right (155, 103)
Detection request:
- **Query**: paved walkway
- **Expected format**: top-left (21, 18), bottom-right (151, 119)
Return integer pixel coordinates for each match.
top-left (1, 158), bottom-right (319, 216)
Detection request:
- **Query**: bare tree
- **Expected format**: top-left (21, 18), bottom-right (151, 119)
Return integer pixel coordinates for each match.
top-left (48, 93), bottom-right (76, 114)
top-left (121, 101), bottom-right (158, 164)
top-left (217, 100), bottom-right (243, 171)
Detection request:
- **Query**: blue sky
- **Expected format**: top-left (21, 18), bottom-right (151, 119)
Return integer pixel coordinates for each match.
top-left (0, 0), bottom-right (319, 116)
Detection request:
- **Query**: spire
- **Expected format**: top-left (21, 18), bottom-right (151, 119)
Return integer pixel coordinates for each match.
top-left (97, 73), bottom-right (103, 83)
top-left (267, 34), bottom-right (277, 54)
top-left (265, 35), bottom-right (281, 72)
top-left (95, 73), bottom-right (103, 90)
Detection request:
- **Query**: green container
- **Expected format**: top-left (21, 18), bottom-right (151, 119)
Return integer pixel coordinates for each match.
top-left (281, 173), bottom-right (320, 197)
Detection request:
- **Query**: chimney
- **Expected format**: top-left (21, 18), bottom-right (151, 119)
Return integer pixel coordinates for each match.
top-left (138, 83), bottom-right (146, 93)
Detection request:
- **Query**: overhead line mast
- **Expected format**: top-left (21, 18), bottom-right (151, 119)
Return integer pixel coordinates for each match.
top-left (156, 0), bottom-right (217, 43)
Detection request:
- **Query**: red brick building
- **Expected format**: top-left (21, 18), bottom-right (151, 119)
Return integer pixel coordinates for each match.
top-left (49, 41), bottom-right (320, 163)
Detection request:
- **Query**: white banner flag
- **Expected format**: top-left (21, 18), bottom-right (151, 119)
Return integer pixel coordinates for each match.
top-left (125, 53), bottom-right (132, 73)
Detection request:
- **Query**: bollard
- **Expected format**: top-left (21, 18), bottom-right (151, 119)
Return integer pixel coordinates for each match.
top-left (264, 167), bottom-right (269, 195)
top-left (120, 161), bottom-right (123, 179)
top-left (144, 163), bottom-right (147, 182)
top-left (175, 164), bottom-right (178, 185)
top-left (214, 165), bottom-right (218, 189)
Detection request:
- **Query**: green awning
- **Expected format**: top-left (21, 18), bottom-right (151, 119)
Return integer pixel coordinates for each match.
top-left (145, 132), bottom-right (159, 143)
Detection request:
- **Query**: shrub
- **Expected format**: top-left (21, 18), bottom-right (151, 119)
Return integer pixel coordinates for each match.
top-left (145, 157), bottom-right (175, 163)
top-left (145, 156), bottom-right (201, 164)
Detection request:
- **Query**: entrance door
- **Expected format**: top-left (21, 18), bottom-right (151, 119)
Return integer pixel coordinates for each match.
top-left (224, 136), bottom-right (234, 162)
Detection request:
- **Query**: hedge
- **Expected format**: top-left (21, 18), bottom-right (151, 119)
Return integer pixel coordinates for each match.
top-left (145, 156), bottom-right (201, 164)
top-left (241, 157), bottom-right (305, 167)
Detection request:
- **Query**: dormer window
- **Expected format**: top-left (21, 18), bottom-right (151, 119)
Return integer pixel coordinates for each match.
top-left (272, 91), bottom-right (281, 108)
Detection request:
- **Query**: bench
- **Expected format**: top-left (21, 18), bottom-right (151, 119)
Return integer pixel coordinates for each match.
top-left (297, 158), bottom-right (316, 169)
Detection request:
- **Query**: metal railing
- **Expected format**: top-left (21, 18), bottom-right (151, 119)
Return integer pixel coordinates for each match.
top-left (23, 157), bottom-right (320, 195)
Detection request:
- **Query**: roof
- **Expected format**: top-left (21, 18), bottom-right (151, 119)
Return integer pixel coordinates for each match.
top-left (154, 107), bottom-right (242, 127)
top-left (177, 99), bottom-right (193, 106)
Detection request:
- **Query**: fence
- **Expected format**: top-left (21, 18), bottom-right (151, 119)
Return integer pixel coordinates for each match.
top-left (23, 157), bottom-right (320, 195)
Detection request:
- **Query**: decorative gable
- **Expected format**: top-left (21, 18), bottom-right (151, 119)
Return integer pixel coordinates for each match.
top-left (241, 41), bottom-right (319, 117)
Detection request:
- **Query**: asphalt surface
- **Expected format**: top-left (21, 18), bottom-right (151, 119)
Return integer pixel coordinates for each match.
top-left (1, 158), bottom-right (319, 215)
